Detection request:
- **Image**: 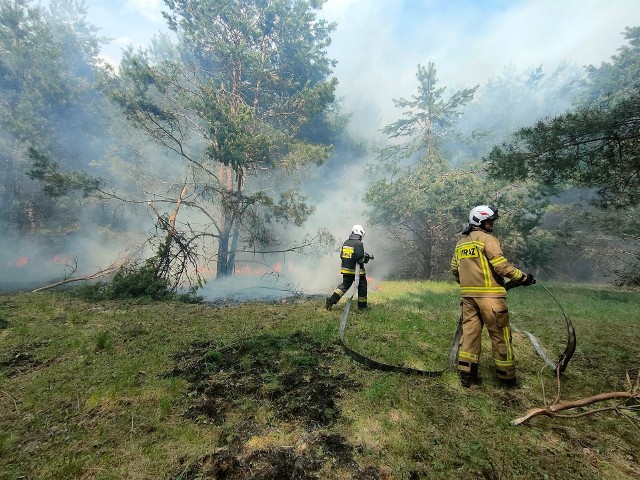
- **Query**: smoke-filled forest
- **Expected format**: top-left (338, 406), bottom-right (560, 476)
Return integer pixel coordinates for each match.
top-left (2, 3), bottom-right (640, 479)
top-left (1, 0), bottom-right (639, 298)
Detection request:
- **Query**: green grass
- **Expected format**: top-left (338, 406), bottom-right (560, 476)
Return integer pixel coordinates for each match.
top-left (0, 282), bottom-right (638, 479)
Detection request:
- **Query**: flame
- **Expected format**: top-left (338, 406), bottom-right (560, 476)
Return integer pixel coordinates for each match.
top-left (234, 260), bottom-right (304, 276)
top-left (234, 264), bottom-right (269, 276)
top-left (49, 255), bottom-right (72, 265)
top-left (202, 260), bottom-right (305, 278)
top-left (15, 256), bottom-right (29, 267)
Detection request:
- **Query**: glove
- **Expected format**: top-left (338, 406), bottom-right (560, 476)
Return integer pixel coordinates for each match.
top-left (520, 273), bottom-right (536, 286)
top-left (364, 253), bottom-right (374, 263)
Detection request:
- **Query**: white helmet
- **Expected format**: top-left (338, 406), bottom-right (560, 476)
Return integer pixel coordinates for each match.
top-left (469, 205), bottom-right (499, 226)
top-left (351, 224), bottom-right (365, 237)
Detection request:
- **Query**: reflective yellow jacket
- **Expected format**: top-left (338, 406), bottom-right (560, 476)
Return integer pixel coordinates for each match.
top-left (451, 227), bottom-right (525, 298)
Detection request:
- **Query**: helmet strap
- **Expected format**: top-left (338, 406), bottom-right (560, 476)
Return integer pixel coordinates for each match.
top-left (478, 220), bottom-right (493, 233)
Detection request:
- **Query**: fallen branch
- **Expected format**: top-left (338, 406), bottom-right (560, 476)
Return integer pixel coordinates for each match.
top-left (147, 187), bottom-right (204, 289)
top-left (512, 391), bottom-right (639, 425)
top-left (32, 256), bottom-right (130, 293)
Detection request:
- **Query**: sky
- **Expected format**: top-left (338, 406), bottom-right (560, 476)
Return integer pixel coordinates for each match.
top-left (86, 0), bottom-right (640, 135)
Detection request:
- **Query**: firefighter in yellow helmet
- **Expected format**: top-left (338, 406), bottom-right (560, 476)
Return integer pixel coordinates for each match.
top-left (451, 205), bottom-right (535, 388)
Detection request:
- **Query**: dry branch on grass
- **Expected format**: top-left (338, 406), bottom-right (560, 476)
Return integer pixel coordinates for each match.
top-left (512, 369), bottom-right (640, 425)
top-left (512, 391), bottom-right (639, 425)
top-left (31, 255), bottom-right (130, 293)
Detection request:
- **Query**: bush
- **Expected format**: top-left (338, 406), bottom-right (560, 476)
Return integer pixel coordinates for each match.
top-left (75, 256), bottom-right (203, 303)
top-left (107, 259), bottom-right (171, 300)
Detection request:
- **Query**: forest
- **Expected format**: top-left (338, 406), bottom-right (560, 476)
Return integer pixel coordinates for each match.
top-left (1, 2), bottom-right (639, 479)
top-left (1, 0), bottom-right (639, 296)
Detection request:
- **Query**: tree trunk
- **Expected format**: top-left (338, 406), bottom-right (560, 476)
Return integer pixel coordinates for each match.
top-left (420, 217), bottom-right (433, 279)
top-left (217, 215), bottom-right (232, 277)
top-left (227, 173), bottom-right (244, 274)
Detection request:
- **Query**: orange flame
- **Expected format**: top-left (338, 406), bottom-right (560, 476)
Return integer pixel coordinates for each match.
top-left (15, 256), bottom-right (29, 267)
top-left (49, 255), bottom-right (72, 265)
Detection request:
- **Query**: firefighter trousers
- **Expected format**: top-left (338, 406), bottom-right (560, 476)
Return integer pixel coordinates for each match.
top-left (332, 273), bottom-right (367, 308)
top-left (457, 296), bottom-right (516, 381)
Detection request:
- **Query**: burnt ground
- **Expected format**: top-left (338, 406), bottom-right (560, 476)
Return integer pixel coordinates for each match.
top-left (0, 341), bottom-right (49, 377)
top-left (167, 331), bottom-right (386, 479)
top-left (202, 292), bottom-right (324, 308)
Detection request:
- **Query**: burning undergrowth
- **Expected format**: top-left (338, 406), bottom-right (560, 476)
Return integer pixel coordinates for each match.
top-left (201, 290), bottom-right (313, 308)
top-left (197, 273), bottom-right (318, 306)
top-left (167, 332), bottom-right (384, 479)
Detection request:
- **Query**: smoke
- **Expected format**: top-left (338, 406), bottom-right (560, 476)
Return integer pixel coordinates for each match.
top-left (198, 273), bottom-right (304, 304)
top-left (3, 0), bottom-right (638, 297)
top-left (320, 0), bottom-right (640, 139)
top-left (290, 152), bottom-right (390, 295)
top-left (0, 218), bottom-right (145, 292)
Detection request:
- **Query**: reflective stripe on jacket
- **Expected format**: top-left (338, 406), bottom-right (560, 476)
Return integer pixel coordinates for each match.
top-left (451, 227), bottom-right (524, 297)
top-left (340, 234), bottom-right (366, 275)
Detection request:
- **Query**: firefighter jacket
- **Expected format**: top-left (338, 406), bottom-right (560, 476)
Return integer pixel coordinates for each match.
top-left (451, 226), bottom-right (524, 298)
top-left (340, 234), bottom-right (366, 275)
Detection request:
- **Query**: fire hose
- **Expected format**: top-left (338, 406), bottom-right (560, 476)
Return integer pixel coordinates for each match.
top-left (512, 280), bottom-right (576, 374)
top-left (448, 280), bottom-right (576, 374)
top-left (338, 264), bottom-right (446, 376)
top-left (338, 267), bottom-right (575, 376)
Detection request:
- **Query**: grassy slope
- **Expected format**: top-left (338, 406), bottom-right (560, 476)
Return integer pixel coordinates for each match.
top-left (0, 281), bottom-right (638, 479)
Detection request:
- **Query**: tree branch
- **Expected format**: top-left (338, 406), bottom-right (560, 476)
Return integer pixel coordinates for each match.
top-left (512, 391), bottom-right (639, 425)
top-left (31, 257), bottom-right (128, 293)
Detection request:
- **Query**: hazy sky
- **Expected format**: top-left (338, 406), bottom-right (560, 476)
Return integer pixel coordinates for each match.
top-left (86, 0), bottom-right (640, 134)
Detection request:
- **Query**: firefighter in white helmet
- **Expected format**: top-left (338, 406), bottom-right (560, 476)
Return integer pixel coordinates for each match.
top-left (325, 225), bottom-right (372, 311)
top-left (451, 205), bottom-right (535, 388)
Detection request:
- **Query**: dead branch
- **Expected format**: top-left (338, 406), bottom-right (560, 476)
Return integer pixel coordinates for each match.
top-left (148, 187), bottom-right (203, 288)
top-left (512, 390), bottom-right (639, 425)
top-left (31, 254), bottom-right (130, 293)
top-left (168, 185), bottom-right (187, 228)
top-left (514, 370), bottom-right (640, 426)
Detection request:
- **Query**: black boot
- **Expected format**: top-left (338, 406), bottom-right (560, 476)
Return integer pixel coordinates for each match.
top-left (496, 368), bottom-right (521, 388)
top-left (460, 372), bottom-right (482, 388)
top-left (459, 363), bottom-right (481, 388)
top-left (498, 377), bottom-right (521, 389)
top-left (325, 297), bottom-right (334, 310)
top-left (325, 293), bottom-right (340, 311)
